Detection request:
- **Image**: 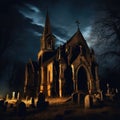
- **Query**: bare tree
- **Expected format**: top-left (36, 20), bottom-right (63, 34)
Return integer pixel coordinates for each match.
top-left (89, 0), bottom-right (120, 89)
top-left (90, 0), bottom-right (120, 56)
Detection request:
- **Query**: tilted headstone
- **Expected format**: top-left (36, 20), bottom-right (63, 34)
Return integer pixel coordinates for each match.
top-left (84, 94), bottom-right (93, 109)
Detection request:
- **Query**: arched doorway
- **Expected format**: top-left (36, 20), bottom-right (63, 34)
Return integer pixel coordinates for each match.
top-left (77, 66), bottom-right (88, 92)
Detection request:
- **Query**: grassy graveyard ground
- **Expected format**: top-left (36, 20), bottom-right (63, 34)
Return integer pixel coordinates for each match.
top-left (1, 98), bottom-right (120, 120)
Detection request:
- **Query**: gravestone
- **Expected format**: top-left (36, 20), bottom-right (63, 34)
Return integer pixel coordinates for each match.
top-left (0, 100), bottom-right (6, 112)
top-left (30, 97), bottom-right (35, 108)
top-left (99, 91), bottom-right (103, 101)
top-left (114, 89), bottom-right (120, 101)
top-left (84, 94), bottom-right (93, 108)
top-left (37, 92), bottom-right (49, 110)
top-left (6, 94), bottom-right (9, 100)
top-left (71, 92), bottom-right (78, 103)
top-left (17, 92), bottom-right (20, 100)
top-left (38, 92), bottom-right (45, 102)
top-left (17, 101), bottom-right (26, 116)
top-left (12, 91), bottom-right (16, 99)
top-left (78, 92), bottom-right (85, 105)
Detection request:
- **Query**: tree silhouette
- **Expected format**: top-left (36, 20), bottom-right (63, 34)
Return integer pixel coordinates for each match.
top-left (89, 0), bottom-right (120, 89)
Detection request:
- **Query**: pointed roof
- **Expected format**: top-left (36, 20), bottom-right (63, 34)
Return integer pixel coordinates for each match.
top-left (40, 11), bottom-right (53, 50)
top-left (43, 11), bottom-right (52, 35)
top-left (64, 27), bottom-right (91, 63)
top-left (66, 28), bottom-right (85, 46)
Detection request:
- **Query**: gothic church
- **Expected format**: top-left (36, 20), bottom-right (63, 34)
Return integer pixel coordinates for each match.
top-left (24, 12), bottom-right (100, 98)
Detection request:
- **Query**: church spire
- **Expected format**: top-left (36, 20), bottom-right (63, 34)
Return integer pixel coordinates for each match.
top-left (40, 10), bottom-right (55, 51)
top-left (43, 10), bottom-right (52, 35)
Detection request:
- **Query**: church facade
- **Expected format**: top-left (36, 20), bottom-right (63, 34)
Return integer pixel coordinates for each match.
top-left (24, 12), bottom-right (100, 98)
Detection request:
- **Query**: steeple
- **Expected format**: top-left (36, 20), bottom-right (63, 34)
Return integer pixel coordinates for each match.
top-left (40, 11), bottom-right (55, 50)
top-left (38, 10), bottom-right (55, 59)
top-left (43, 10), bottom-right (52, 35)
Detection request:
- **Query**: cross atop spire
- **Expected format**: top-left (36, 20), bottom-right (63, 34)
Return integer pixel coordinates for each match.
top-left (75, 20), bottom-right (80, 30)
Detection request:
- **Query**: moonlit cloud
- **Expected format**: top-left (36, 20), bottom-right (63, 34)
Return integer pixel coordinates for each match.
top-left (83, 26), bottom-right (92, 39)
top-left (25, 3), bottom-right (40, 13)
top-left (18, 4), bottom-right (44, 27)
top-left (54, 35), bottom-right (66, 43)
top-left (34, 31), bottom-right (42, 36)
top-left (18, 2), bottom-right (93, 49)
top-left (54, 34), bottom-right (66, 47)
top-left (82, 26), bottom-right (92, 47)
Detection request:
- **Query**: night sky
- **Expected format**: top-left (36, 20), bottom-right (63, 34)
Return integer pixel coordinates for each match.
top-left (0, 0), bottom-right (120, 97)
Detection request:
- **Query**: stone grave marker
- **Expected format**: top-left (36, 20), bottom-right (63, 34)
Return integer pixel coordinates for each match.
top-left (71, 92), bottom-right (78, 103)
top-left (0, 99), bottom-right (6, 112)
top-left (84, 94), bottom-right (93, 108)
top-left (17, 101), bottom-right (26, 117)
top-left (78, 92), bottom-right (85, 105)
top-left (37, 92), bottom-right (49, 110)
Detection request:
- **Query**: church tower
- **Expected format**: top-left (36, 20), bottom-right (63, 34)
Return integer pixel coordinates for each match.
top-left (40, 11), bottom-right (55, 51)
top-left (38, 11), bottom-right (56, 96)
